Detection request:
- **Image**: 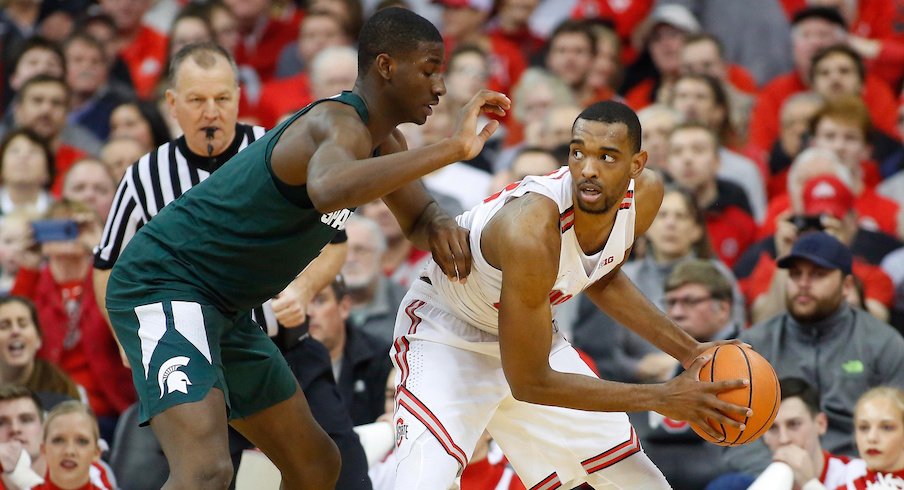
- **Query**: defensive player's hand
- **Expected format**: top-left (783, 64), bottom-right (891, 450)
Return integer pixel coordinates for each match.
top-left (272, 281), bottom-right (311, 328)
top-left (772, 444), bottom-right (818, 488)
top-left (452, 90), bottom-right (510, 161)
top-left (426, 213), bottom-right (471, 284)
top-left (655, 354), bottom-right (751, 443)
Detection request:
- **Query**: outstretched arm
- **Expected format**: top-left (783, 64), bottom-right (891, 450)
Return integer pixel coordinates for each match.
top-left (485, 193), bottom-right (749, 442)
top-left (272, 90), bottom-right (510, 213)
top-left (379, 132), bottom-right (472, 282)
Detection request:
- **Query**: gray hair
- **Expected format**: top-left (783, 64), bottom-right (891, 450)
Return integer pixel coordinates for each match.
top-left (310, 46), bottom-right (358, 86)
top-left (168, 41), bottom-right (239, 88)
top-left (787, 147), bottom-right (853, 201)
top-left (512, 68), bottom-right (576, 123)
top-left (347, 213), bottom-right (386, 254)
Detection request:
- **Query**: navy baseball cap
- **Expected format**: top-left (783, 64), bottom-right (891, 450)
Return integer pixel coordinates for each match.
top-left (777, 232), bottom-right (853, 275)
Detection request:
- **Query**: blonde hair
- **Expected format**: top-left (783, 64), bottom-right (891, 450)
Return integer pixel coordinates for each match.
top-left (855, 386), bottom-right (904, 425)
top-left (43, 400), bottom-right (99, 443)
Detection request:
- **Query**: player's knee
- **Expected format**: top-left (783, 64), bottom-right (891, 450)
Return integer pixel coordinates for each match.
top-left (310, 437), bottom-right (341, 486)
top-left (177, 458), bottom-right (234, 489)
top-left (283, 435), bottom-right (340, 488)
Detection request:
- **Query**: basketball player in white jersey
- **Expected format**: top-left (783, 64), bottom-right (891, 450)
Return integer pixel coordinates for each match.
top-left (390, 101), bottom-right (752, 489)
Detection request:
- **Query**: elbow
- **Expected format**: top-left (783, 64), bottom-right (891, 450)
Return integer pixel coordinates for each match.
top-left (307, 179), bottom-right (349, 213)
top-left (506, 374), bottom-right (544, 404)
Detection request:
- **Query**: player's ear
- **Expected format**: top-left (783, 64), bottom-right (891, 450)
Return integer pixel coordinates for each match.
top-left (631, 149), bottom-right (648, 177)
top-left (375, 54), bottom-right (394, 81)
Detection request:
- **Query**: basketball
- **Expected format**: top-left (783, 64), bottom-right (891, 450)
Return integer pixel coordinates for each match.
top-left (690, 344), bottom-right (781, 446)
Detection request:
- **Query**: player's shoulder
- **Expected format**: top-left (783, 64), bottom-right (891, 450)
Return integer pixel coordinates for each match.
top-left (493, 192), bottom-right (560, 241)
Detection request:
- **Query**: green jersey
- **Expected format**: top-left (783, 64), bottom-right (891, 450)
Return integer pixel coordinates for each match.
top-left (107, 91), bottom-right (366, 313)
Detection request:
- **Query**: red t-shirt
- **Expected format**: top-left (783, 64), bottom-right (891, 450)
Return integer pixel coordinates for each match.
top-left (570, 0), bottom-right (654, 64)
top-left (461, 450), bottom-right (527, 490)
top-left (234, 17), bottom-right (299, 84)
top-left (52, 144), bottom-right (87, 198)
top-left (119, 25), bottom-right (168, 100)
top-left (707, 206), bottom-right (758, 269)
top-left (255, 72), bottom-right (312, 129)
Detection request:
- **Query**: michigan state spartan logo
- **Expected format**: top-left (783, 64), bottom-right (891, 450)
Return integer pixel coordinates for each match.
top-left (158, 356), bottom-right (192, 398)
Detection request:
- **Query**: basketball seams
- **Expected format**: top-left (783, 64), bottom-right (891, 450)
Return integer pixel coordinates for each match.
top-left (711, 346), bottom-right (728, 443)
top-left (738, 363), bottom-right (781, 444)
top-left (728, 345), bottom-right (754, 446)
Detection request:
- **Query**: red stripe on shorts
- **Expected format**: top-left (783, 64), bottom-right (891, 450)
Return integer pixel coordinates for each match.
top-left (405, 300), bottom-right (425, 334)
top-left (529, 471), bottom-right (562, 490)
top-left (581, 427), bottom-right (641, 474)
top-left (396, 385), bottom-right (468, 469)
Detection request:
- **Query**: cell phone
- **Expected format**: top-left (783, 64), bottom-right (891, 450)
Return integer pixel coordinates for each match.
top-left (789, 214), bottom-right (825, 232)
top-left (31, 219), bottom-right (80, 243)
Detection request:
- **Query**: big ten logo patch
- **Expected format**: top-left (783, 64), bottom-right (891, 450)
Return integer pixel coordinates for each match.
top-left (395, 418), bottom-right (409, 447)
top-left (321, 209), bottom-right (352, 230)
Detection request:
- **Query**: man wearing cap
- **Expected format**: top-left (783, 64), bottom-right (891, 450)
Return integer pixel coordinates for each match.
top-left (747, 6), bottom-right (899, 158)
top-left (721, 230), bottom-right (904, 476)
top-left (745, 173), bottom-right (895, 323)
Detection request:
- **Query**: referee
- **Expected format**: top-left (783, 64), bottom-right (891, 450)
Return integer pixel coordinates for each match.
top-left (93, 42), bottom-right (370, 489)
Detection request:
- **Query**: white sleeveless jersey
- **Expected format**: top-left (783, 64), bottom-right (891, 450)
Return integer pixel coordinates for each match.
top-left (424, 167), bottom-right (637, 335)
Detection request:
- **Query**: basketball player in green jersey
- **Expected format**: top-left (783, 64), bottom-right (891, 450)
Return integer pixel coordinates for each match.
top-left (104, 8), bottom-right (510, 489)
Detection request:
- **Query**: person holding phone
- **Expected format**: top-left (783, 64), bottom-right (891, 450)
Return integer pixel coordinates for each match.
top-left (11, 199), bottom-right (134, 447)
top-left (745, 173), bottom-right (895, 324)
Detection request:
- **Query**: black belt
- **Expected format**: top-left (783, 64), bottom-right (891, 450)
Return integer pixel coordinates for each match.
top-left (419, 276), bottom-right (432, 285)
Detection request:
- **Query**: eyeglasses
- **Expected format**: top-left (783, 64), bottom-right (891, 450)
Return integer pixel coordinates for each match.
top-left (664, 295), bottom-right (712, 309)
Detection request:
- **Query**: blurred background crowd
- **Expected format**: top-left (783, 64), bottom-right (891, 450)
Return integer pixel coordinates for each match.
top-left (0, 0), bottom-right (903, 488)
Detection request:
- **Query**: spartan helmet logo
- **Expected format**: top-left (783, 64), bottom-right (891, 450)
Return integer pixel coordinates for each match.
top-left (158, 356), bottom-right (192, 398)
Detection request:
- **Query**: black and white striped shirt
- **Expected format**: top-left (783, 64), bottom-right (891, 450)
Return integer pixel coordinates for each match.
top-left (95, 124), bottom-right (284, 331)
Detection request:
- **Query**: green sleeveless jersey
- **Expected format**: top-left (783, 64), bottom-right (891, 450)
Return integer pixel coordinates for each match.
top-left (107, 92), bottom-right (366, 314)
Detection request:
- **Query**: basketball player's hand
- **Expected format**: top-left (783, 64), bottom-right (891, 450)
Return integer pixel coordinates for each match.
top-left (772, 445), bottom-right (818, 488)
top-left (427, 214), bottom-right (471, 283)
top-left (272, 282), bottom-right (310, 328)
top-left (681, 339), bottom-right (747, 370)
top-left (453, 90), bottom-right (511, 161)
top-left (658, 354), bottom-right (751, 443)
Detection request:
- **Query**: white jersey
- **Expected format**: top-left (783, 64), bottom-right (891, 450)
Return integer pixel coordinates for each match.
top-left (424, 167), bottom-right (636, 334)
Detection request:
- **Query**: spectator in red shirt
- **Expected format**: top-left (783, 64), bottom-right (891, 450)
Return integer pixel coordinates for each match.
top-left (222, 0), bottom-right (298, 84)
top-left (98, 0), bottom-right (167, 100)
top-left (570, 0), bottom-right (653, 64)
top-left (10, 200), bottom-right (136, 443)
top-left (746, 7), bottom-right (897, 158)
top-left (435, 0), bottom-right (527, 98)
top-left (808, 95), bottom-right (903, 239)
top-left (841, 387), bottom-right (904, 490)
top-left (745, 174), bottom-right (894, 323)
top-left (486, 0), bottom-right (546, 61)
top-left (667, 73), bottom-right (766, 223)
top-left (809, 44), bottom-right (899, 140)
top-left (665, 123), bottom-right (757, 268)
top-left (679, 33), bottom-right (756, 146)
top-left (257, 10), bottom-right (351, 128)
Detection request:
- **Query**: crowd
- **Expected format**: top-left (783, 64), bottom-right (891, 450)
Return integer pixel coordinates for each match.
top-left (0, 0), bottom-right (902, 488)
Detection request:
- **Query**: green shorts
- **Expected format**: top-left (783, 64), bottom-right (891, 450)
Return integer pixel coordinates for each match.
top-left (108, 300), bottom-right (298, 425)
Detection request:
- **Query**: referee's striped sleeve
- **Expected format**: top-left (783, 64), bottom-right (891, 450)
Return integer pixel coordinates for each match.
top-left (93, 158), bottom-right (149, 270)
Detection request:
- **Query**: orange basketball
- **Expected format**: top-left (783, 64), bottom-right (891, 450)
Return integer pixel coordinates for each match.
top-left (690, 344), bottom-right (781, 446)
